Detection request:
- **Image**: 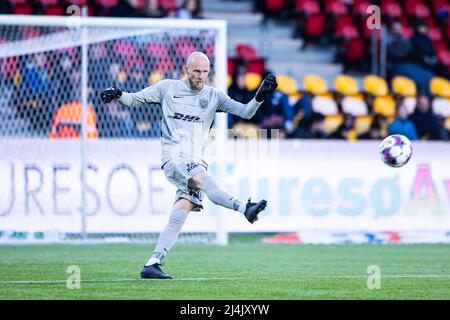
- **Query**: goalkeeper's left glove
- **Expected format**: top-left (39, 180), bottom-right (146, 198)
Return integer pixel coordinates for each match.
top-left (100, 86), bottom-right (122, 103)
top-left (255, 74), bottom-right (278, 102)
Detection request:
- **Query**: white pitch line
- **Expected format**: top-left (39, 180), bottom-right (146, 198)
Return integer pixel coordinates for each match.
top-left (1, 275), bottom-right (449, 285)
top-left (327, 275), bottom-right (450, 279)
top-left (0, 277), bottom-right (246, 285)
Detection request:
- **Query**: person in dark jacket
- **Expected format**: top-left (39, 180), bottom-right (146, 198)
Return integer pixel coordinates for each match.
top-left (387, 21), bottom-right (413, 64)
top-left (411, 23), bottom-right (438, 72)
top-left (410, 94), bottom-right (446, 140)
top-left (388, 21), bottom-right (435, 95)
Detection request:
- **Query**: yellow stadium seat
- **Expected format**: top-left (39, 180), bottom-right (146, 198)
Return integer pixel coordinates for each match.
top-left (334, 75), bottom-right (359, 96)
top-left (374, 95), bottom-right (396, 117)
top-left (324, 114), bottom-right (344, 134)
top-left (231, 123), bottom-right (260, 139)
top-left (392, 76), bottom-right (417, 97)
top-left (348, 129), bottom-right (357, 141)
top-left (244, 72), bottom-right (262, 91)
top-left (276, 75), bottom-right (298, 95)
top-left (364, 75), bottom-right (388, 96)
top-left (303, 74), bottom-right (328, 95)
top-left (355, 115), bottom-right (373, 134)
top-left (430, 77), bottom-right (450, 98)
top-left (322, 92), bottom-right (335, 100)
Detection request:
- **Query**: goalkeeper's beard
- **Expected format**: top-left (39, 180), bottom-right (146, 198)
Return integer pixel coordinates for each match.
top-left (188, 78), bottom-right (204, 91)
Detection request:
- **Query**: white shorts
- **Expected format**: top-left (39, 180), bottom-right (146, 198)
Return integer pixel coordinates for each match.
top-left (162, 159), bottom-right (207, 212)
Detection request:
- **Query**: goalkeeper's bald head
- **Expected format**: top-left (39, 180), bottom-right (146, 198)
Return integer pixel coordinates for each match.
top-left (186, 51), bottom-right (210, 67)
top-left (184, 51), bottom-right (210, 91)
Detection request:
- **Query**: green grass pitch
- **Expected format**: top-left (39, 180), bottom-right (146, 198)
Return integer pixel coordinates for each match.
top-left (0, 235), bottom-right (449, 299)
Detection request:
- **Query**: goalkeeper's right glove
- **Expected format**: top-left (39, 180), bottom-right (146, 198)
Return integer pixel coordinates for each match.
top-left (100, 86), bottom-right (122, 103)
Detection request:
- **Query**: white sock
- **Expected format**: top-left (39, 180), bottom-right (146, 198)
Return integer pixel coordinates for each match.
top-left (145, 208), bottom-right (188, 266)
top-left (146, 252), bottom-right (164, 266)
top-left (238, 201), bottom-right (246, 213)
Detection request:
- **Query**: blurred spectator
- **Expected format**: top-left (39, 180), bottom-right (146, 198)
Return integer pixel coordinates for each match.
top-left (257, 0), bottom-right (289, 22)
top-left (0, 1), bottom-right (11, 14)
top-left (166, 7), bottom-right (179, 18)
top-left (292, 94), bottom-right (314, 126)
top-left (126, 64), bottom-right (148, 90)
top-left (89, 44), bottom-right (109, 93)
top-left (387, 21), bottom-right (413, 65)
top-left (410, 93), bottom-right (446, 140)
top-left (228, 72), bottom-right (254, 104)
top-left (259, 71), bottom-right (295, 138)
top-left (125, 64), bottom-right (158, 137)
top-left (290, 112), bottom-right (327, 139)
top-left (110, 0), bottom-right (141, 17)
top-left (387, 21), bottom-right (435, 95)
top-left (176, 0), bottom-right (203, 19)
top-left (227, 71), bottom-right (260, 128)
top-left (17, 52), bottom-right (54, 135)
top-left (388, 99), bottom-right (419, 140)
top-left (411, 23), bottom-right (438, 72)
top-left (105, 103), bottom-right (135, 137)
top-left (54, 55), bottom-right (79, 105)
top-left (358, 121), bottom-right (383, 140)
top-left (20, 53), bottom-right (52, 97)
top-left (411, 22), bottom-right (450, 79)
top-left (143, 0), bottom-right (168, 18)
top-left (96, 60), bottom-right (135, 137)
top-left (329, 113), bottom-right (356, 140)
top-left (436, 7), bottom-right (449, 26)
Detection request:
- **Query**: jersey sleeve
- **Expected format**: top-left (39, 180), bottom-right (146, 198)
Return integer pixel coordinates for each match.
top-left (117, 79), bottom-right (172, 107)
top-left (216, 90), bottom-right (262, 119)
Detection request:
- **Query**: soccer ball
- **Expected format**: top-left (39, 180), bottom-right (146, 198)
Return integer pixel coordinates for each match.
top-left (379, 134), bottom-right (413, 167)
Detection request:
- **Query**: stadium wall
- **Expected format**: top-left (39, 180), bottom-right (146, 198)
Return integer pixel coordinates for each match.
top-left (1, 139), bottom-right (449, 237)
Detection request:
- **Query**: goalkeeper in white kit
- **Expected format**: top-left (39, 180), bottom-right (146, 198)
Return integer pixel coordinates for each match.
top-left (100, 52), bottom-right (278, 279)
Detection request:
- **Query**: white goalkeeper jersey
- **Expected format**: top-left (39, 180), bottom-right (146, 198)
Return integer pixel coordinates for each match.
top-left (118, 78), bottom-right (261, 168)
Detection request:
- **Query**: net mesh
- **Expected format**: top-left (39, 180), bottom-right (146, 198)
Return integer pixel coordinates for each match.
top-left (0, 25), bottom-right (216, 138)
top-left (0, 20), bottom-right (221, 244)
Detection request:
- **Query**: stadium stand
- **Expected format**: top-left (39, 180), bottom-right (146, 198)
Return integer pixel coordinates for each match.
top-left (1, 0), bottom-right (449, 140)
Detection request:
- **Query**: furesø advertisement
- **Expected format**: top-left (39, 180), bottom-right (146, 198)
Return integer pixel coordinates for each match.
top-left (0, 139), bottom-right (449, 235)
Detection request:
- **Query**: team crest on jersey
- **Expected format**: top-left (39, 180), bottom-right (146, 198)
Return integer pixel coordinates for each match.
top-left (199, 98), bottom-right (209, 109)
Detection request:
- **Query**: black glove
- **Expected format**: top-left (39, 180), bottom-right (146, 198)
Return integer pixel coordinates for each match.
top-left (255, 74), bottom-right (278, 102)
top-left (100, 86), bottom-right (122, 103)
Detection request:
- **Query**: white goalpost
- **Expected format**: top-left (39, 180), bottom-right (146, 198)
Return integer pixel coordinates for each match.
top-left (0, 14), bottom-right (229, 245)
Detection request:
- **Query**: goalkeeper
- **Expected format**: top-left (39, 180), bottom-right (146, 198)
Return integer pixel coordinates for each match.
top-left (100, 52), bottom-right (278, 279)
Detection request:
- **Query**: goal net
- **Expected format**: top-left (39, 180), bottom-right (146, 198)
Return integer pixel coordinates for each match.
top-left (0, 15), bottom-right (228, 245)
